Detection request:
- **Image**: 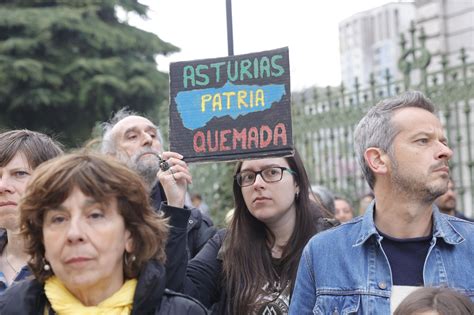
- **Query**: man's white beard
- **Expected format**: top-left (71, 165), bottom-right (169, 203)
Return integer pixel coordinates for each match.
top-left (117, 148), bottom-right (161, 189)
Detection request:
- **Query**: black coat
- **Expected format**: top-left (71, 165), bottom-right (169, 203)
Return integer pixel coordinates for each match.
top-left (151, 183), bottom-right (217, 259)
top-left (200, 219), bottom-right (338, 314)
top-left (0, 260), bottom-right (208, 315)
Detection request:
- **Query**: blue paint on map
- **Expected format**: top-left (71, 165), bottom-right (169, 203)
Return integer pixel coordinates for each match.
top-left (175, 82), bottom-right (286, 130)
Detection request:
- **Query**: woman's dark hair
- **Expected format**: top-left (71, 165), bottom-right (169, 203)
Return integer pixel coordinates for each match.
top-left (394, 287), bottom-right (474, 315)
top-left (19, 152), bottom-right (168, 282)
top-left (222, 149), bottom-right (332, 314)
top-left (0, 129), bottom-right (63, 168)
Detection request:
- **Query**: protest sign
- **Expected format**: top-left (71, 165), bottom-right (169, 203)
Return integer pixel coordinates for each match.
top-left (169, 47), bottom-right (292, 162)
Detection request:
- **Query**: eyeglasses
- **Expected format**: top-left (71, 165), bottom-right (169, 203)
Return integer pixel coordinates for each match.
top-left (234, 166), bottom-right (296, 187)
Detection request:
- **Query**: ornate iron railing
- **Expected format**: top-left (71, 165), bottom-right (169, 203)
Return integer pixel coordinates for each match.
top-left (292, 25), bottom-right (474, 215)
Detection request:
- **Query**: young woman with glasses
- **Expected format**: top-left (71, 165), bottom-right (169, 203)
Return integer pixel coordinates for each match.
top-left (157, 149), bottom-right (336, 314)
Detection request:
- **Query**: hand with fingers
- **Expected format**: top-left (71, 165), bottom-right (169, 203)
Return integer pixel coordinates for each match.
top-left (157, 151), bottom-right (193, 208)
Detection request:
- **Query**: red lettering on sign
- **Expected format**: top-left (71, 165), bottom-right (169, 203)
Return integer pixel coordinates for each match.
top-left (219, 129), bottom-right (231, 151)
top-left (233, 128), bottom-right (247, 150)
top-left (193, 131), bottom-right (206, 152)
top-left (260, 125), bottom-right (273, 148)
top-left (192, 123), bottom-right (287, 153)
top-left (247, 127), bottom-right (259, 149)
top-left (273, 123), bottom-right (287, 145)
top-left (207, 130), bottom-right (219, 152)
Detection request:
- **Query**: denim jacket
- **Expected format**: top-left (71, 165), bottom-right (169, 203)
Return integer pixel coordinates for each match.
top-left (289, 202), bottom-right (474, 314)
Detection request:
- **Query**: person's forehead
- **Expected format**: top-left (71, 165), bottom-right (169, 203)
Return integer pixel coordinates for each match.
top-left (240, 157), bottom-right (289, 170)
top-left (56, 187), bottom-right (118, 212)
top-left (112, 116), bottom-right (156, 136)
top-left (1, 151), bottom-right (31, 170)
top-left (391, 107), bottom-right (443, 135)
top-left (335, 199), bottom-right (350, 208)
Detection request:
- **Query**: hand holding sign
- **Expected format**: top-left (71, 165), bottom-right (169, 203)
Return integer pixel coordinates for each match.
top-left (157, 151), bottom-right (192, 208)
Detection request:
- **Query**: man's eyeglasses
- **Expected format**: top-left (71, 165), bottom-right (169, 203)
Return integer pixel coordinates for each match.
top-left (234, 166), bottom-right (296, 187)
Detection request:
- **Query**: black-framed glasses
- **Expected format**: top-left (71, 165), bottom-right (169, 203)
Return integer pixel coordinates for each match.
top-left (234, 166), bottom-right (296, 187)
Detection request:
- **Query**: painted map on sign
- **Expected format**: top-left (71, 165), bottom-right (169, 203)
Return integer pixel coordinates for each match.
top-left (175, 82), bottom-right (286, 130)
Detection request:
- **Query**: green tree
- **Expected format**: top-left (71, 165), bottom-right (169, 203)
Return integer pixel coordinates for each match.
top-left (0, 0), bottom-right (178, 146)
top-left (189, 161), bottom-right (236, 227)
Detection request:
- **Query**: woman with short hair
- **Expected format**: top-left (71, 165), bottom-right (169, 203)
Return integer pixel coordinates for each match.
top-left (0, 130), bottom-right (63, 292)
top-left (0, 152), bottom-right (207, 314)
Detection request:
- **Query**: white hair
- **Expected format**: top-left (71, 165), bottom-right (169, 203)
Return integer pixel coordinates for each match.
top-left (100, 108), bottom-right (163, 155)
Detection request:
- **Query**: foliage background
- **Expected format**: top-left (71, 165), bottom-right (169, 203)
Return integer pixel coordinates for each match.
top-left (0, 0), bottom-right (235, 225)
top-left (0, 0), bottom-right (177, 146)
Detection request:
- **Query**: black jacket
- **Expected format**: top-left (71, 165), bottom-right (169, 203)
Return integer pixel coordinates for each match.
top-left (0, 260), bottom-right (208, 315)
top-left (151, 183), bottom-right (217, 259)
top-left (161, 202), bottom-right (339, 314)
top-left (202, 220), bottom-right (338, 314)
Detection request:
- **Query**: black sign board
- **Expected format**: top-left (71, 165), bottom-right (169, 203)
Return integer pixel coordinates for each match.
top-left (169, 47), bottom-right (292, 162)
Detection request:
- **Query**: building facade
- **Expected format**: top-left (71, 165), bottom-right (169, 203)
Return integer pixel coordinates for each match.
top-left (415, 0), bottom-right (474, 73)
top-left (339, 0), bottom-right (474, 88)
top-left (339, 2), bottom-right (415, 90)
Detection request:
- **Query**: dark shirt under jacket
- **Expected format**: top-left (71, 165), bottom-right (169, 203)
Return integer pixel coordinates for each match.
top-left (379, 230), bottom-right (431, 286)
top-left (151, 183), bottom-right (216, 293)
top-left (160, 201), bottom-right (339, 315)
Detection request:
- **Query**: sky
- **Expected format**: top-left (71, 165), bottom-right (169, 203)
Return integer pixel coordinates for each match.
top-left (131, 0), bottom-right (405, 91)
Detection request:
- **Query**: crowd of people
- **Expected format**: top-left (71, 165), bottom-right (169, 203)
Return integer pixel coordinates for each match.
top-left (0, 90), bottom-right (473, 314)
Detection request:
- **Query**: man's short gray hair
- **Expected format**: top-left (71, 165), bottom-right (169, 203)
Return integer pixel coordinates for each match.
top-left (100, 108), bottom-right (163, 155)
top-left (353, 91), bottom-right (436, 190)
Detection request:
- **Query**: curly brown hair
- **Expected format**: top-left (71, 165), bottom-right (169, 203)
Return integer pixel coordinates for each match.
top-left (19, 151), bottom-right (168, 282)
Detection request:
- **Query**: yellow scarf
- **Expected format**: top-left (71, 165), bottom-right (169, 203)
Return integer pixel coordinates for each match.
top-left (44, 276), bottom-right (137, 315)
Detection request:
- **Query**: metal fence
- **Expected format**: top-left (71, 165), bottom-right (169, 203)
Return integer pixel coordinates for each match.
top-left (292, 27), bottom-right (474, 215)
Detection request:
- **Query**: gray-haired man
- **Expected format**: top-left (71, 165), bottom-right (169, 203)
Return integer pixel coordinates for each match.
top-left (101, 109), bottom-right (216, 260)
top-left (290, 91), bottom-right (474, 314)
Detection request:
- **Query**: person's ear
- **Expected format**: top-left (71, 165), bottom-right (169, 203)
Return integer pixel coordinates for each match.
top-left (124, 230), bottom-right (134, 253)
top-left (293, 176), bottom-right (300, 195)
top-left (364, 147), bottom-right (390, 175)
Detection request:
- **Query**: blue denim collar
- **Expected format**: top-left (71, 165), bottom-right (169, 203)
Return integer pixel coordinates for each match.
top-left (354, 200), bottom-right (465, 247)
top-left (353, 200), bottom-right (378, 246)
top-left (431, 205), bottom-right (465, 244)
